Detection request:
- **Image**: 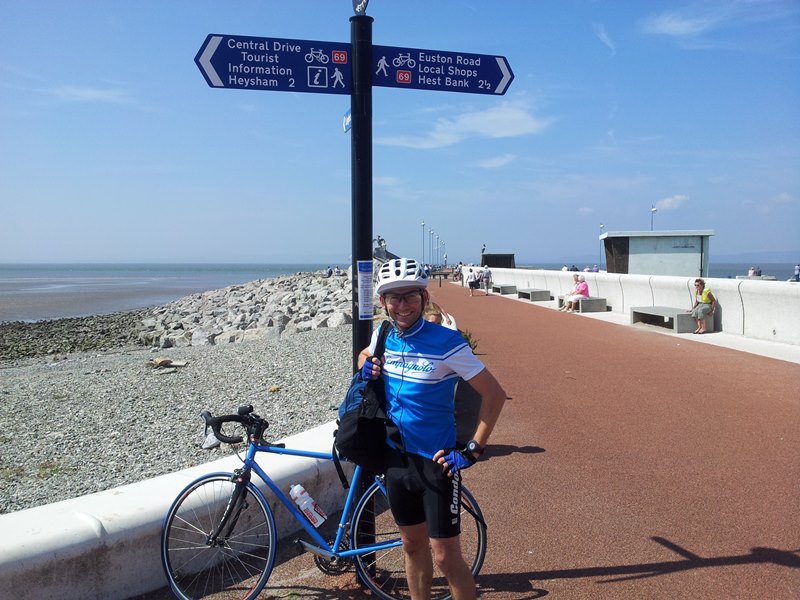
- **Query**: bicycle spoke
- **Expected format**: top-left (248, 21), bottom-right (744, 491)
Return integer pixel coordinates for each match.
top-left (161, 475), bottom-right (276, 600)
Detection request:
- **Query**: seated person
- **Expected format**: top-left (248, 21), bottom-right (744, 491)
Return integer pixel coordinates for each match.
top-left (690, 278), bottom-right (717, 334)
top-left (561, 274), bottom-right (589, 312)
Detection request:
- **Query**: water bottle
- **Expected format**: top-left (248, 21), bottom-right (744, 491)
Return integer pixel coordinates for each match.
top-left (289, 484), bottom-right (327, 528)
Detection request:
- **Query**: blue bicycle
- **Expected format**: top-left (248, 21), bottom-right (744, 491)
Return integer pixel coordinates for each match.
top-left (160, 405), bottom-right (487, 600)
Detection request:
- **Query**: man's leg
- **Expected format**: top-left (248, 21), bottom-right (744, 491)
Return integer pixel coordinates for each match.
top-left (399, 523), bottom-right (433, 600)
top-left (430, 535), bottom-right (476, 600)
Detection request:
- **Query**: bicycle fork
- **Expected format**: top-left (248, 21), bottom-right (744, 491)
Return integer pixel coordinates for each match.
top-left (207, 469), bottom-right (250, 546)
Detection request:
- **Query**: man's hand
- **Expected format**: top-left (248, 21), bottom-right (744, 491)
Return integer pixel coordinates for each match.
top-left (361, 356), bottom-right (381, 380)
top-left (434, 447), bottom-right (476, 478)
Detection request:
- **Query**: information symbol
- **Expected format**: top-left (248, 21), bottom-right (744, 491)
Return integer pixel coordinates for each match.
top-left (307, 67), bottom-right (328, 88)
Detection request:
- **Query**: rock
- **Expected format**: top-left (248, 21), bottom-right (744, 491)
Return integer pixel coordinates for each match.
top-left (0, 267), bottom-right (362, 361)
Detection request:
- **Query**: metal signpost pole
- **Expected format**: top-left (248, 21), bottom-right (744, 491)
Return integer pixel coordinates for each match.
top-left (350, 14), bottom-right (374, 372)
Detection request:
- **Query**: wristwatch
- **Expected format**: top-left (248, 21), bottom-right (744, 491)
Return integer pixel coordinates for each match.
top-left (466, 439), bottom-right (484, 457)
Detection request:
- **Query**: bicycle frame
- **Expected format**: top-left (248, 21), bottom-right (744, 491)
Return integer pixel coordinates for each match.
top-left (237, 441), bottom-right (403, 559)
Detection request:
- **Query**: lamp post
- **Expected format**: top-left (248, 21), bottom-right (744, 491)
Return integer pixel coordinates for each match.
top-left (435, 235), bottom-right (440, 266)
top-left (650, 205), bottom-right (657, 231)
top-left (421, 221), bottom-right (425, 263)
top-left (430, 230), bottom-right (434, 265)
top-left (599, 223), bottom-right (604, 269)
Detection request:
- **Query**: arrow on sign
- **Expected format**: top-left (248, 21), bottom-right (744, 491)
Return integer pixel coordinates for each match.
top-left (195, 34), bottom-right (352, 95)
top-left (495, 57), bottom-right (513, 95)
top-left (198, 36), bottom-right (224, 87)
top-left (372, 44), bottom-right (514, 95)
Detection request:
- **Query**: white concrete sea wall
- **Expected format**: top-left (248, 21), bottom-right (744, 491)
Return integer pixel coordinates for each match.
top-left (709, 279), bottom-right (745, 335)
top-left (0, 422), bottom-right (351, 600)
top-left (490, 268), bottom-right (800, 346)
top-left (650, 276), bottom-right (693, 309)
top-left (740, 280), bottom-right (800, 343)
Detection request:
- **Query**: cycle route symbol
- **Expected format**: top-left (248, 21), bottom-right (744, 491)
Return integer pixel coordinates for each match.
top-left (195, 34), bottom-right (352, 95)
top-left (372, 44), bottom-right (513, 95)
top-left (196, 34), bottom-right (513, 96)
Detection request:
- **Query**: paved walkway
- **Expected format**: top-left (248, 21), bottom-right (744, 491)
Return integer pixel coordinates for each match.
top-left (138, 282), bottom-right (800, 599)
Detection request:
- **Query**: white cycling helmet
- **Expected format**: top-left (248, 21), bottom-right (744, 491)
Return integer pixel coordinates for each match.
top-left (375, 258), bottom-right (428, 295)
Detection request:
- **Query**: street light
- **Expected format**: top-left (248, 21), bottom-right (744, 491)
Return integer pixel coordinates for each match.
top-left (650, 205), bottom-right (657, 231)
top-left (599, 223), bottom-right (605, 269)
top-left (430, 230), bottom-right (434, 265)
top-left (435, 235), bottom-right (439, 266)
top-left (421, 221), bottom-right (425, 263)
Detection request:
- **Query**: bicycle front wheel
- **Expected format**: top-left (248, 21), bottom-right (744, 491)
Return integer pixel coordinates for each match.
top-left (351, 480), bottom-right (487, 600)
top-left (161, 473), bottom-right (277, 600)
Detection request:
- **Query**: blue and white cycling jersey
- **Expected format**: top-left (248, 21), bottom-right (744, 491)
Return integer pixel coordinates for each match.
top-left (367, 318), bottom-right (485, 459)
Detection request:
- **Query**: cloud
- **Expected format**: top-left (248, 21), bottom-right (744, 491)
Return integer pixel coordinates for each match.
top-left (641, 11), bottom-right (722, 37)
top-left (374, 176), bottom-right (401, 186)
top-left (656, 194), bottom-right (689, 210)
top-left (592, 23), bottom-right (616, 55)
top-left (641, 1), bottom-right (800, 41)
top-left (477, 154), bottom-right (516, 169)
top-left (49, 85), bottom-right (133, 104)
top-left (577, 207), bottom-right (595, 216)
top-left (742, 191), bottom-right (798, 214)
top-left (376, 100), bottom-right (550, 149)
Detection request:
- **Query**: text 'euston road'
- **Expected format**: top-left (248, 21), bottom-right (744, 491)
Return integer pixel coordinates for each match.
top-left (372, 44), bottom-right (513, 95)
top-left (196, 34), bottom-right (513, 97)
top-left (414, 52), bottom-right (482, 87)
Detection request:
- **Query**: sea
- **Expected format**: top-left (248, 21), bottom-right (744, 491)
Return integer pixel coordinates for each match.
top-left (0, 263), bottom-right (331, 323)
top-left (1, 261), bottom-right (796, 323)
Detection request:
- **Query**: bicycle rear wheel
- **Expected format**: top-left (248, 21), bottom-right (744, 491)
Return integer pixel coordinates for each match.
top-left (351, 480), bottom-right (487, 600)
top-left (161, 473), bottom-right (277, 600)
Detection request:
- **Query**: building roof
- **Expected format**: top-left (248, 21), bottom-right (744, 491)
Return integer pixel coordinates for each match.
top-left (600, 230), bottom-right (715, 240)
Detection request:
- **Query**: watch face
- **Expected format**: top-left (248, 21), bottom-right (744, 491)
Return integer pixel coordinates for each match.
top-left (467, 440), bottom-right (482, 454)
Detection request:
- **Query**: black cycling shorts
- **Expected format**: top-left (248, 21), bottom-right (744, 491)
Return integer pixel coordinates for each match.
top-left (384, 448), bottom-right (462, 539)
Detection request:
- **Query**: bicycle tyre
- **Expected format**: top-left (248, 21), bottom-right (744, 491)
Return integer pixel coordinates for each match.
top-left (161, 473), bottom-right (277, 600)
top-left (350, 480), bottom-right (487, 600)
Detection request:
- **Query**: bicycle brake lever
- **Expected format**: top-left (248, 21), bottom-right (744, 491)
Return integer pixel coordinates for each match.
top-left (200, 411), bottom-right (221, 449)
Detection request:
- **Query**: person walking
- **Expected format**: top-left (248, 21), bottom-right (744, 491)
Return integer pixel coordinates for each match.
top-left (360, 258), bottom-right (507, 600)
top-left (482, 266), bottom-right (492, 295)
top-left (465, 268), bottom-right (479, 296)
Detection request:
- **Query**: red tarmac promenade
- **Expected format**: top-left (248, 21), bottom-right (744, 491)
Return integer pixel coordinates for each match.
top-left (139, 281), bottom-right (800, 599)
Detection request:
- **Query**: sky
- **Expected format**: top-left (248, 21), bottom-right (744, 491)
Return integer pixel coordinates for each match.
top-left (1, 0), bottom-right (799, 266)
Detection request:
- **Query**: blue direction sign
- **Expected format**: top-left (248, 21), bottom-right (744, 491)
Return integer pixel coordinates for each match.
top-left (195, 34), bottom-right (352, 94)
top-left (372, 44), bottom-right (513, 95)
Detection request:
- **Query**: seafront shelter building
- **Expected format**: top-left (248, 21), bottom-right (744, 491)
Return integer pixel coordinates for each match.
top-left (600, 230), bottom-right (714, 277)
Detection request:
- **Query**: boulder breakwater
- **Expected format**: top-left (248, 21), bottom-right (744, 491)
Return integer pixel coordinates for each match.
top-left (0, 270), bottom-right (354, 361)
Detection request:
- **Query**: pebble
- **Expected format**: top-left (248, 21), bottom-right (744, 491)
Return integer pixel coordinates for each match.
top-left (0, 270), bottom-right (366, 514)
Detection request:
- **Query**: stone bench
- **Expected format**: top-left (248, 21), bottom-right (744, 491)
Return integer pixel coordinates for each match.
top-left (517, 288), bottom-right (551, 301)
top-left (630, 306), bottom-right (714, 334)
top-left (492, 284), bottom-right (517, 295)
top-left (557, 296), bottom-right (608, 312)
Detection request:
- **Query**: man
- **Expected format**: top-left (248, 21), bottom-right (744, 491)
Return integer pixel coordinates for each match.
top-left (359, 257), bottom-right (506, 600)
top-left (482, 266), bottom-right (492, 295)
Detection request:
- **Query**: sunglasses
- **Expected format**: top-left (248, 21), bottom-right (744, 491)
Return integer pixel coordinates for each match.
top-left (383, 291), bottom-right (423, 306)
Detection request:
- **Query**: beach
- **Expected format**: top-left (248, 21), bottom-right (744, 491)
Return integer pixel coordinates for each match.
top-left (0, 267), bottom-right (355, 514)
top-left (0, 321), bottom-right (353, 514)
top-left (0, 263), bottom-right (332, 322)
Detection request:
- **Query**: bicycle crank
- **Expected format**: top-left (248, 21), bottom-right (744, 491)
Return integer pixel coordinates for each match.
top-left (312, 534), bottom-right (353, 575)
